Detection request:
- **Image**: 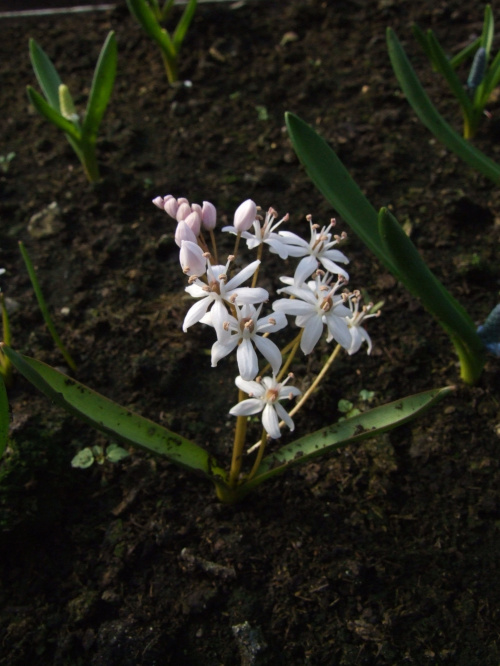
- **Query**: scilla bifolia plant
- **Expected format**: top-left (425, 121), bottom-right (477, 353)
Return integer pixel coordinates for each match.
top-left (386, 26), bottom-right (500, 184)
top-left (411, 5), bottom-right (500, 140)
top-left (27, 32), bottom-right (117, 182)
top-left (125, 0), bottom-right (197, 84)
top-left (285, 112), bottom-right (488, 385)
top-left (2, 197), bottom-right (450, 503)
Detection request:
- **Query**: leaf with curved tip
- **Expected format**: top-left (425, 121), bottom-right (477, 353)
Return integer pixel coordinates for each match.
top-left (2, 346), bottom-right (226, 483)
top-left (242, 386), bottom-right (453, 493)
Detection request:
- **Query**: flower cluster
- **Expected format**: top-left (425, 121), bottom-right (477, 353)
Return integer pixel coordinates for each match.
top-left (153, 195), bottom-right (379, 440)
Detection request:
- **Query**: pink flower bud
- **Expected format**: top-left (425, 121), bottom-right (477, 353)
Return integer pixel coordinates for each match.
top-left (202, 201), bottom-right (217, 230)
top-left (184, 210), bottom-right (201, 236)
top-left (177, 197), bottom-right (190, 206)
top-left (152, 196), bottom-right (165, 209)
top-left (174, 220), bottom-right (197, 247)
top-left (164, 197), bottom-right (178, 219)
top-left (179, 240), bottom-right (206, 276)
top-left (233, 199), bottom-right (257, 232)
top-left (191, 203), bottom-right (203, 217)
top-left (176, 202), bottom-right (192, 222)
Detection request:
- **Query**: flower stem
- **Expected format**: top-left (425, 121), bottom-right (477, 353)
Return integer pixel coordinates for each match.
top-left (277, 330), bottom-right (302, 381)
top-left (251, 244), bottom-right (263, 288)
top-left (288, 343), bottom-right (342, 419)
top-left (245, 429), bottom-right (267, 482)
top-left (229, 388), bottom-right (247, 487)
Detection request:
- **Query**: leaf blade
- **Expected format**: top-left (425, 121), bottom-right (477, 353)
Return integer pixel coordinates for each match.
top-left (2, 346), bottom-right (226, 481)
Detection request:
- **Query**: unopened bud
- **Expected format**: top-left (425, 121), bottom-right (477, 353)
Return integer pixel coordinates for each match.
top-left (174, 220), bottom-right (197, 247)
top-left (164, 197), bottom-right (178, 219)
top-left (184, 210), bottom-right (201, 236)
top-left (202, 201), bottom-right (217, 230)
top-left (233, 199), bottom-right (257, 232)
top-left (179, 240), bottom-right (206, 276)
top-left (58, 84), bottom-right (79, 123)
top-left (152, 196), bottom-right (165, 209)
top-left (176, 202), bottom-right (192, 222)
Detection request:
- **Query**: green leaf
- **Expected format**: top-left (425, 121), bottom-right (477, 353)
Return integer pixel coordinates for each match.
top-left (71, 447), bottom-right (95, 469)
top-left (386, 27), bottom-right (500, 182)
top-left (243, 386), bottom-right (453, 492)
top-left (126, 0), bottom-right (176, 59)
top-left (27, 86), bottom-right (81, 141)
top-left (106, 443), bottom-right (130, 463)
top-left (2, 347), bottom-right (227, 483)
top-left (29, 38), bottom-right (63, 111)
top-left (285, 112), bottom-right (397, 274)
top-left (449, 37), bottom-right (481, 69)
top-left (173, 0), bottom-right (197, 52)
top-left (412, 24), bottom-right (436, 66)
top-left (0, 374), bottom-right (9, 458)
top-left (425, 30), bottom-right (473, 119)
top-left (378, 208), bottom-right (485, 384)
top-left (83, 31), bottom-right (118, 139)
top-left (480, 4), bottom-right (494, 58)
top-left (479, 47), bottom-right (500, 105)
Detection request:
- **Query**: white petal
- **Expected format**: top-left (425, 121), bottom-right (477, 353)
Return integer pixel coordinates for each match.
top-left (275, 402), bottom-right (295, 432)
top-left (235, 376), bottom-right (264, 396)
top-left (182, 297), bottom-right (212, 331)
top-left (294, 255), bottom-right (319, 285)
top-left (211, 337), bottom-right (238, 367)
top-left (265, 238), bottom-right (291, 259)
top-left (254, 335), bottom-right (282, 375)
top-left (262, 404), bottom-right (281, 439)
top-left (319, 255), bottom-right (349, 279)
top-left (229, 286), bottom-right (269, 305)
top-left (225, 259), bottom-right (261, 290)
top-left (229, 398), bottom-right (264, 417)
top-left (185, 282), bottom-right (208, 298)
top-left (237, 339), bottom-right (259, 380)
top-left (301, 315), bottom-right (324, 354)
top-left (325, 315), bottom-right (352, 349)
top-left (256, 309), bottom-right (287, 333)
top-left (273, 298), bottom-right (315, 317)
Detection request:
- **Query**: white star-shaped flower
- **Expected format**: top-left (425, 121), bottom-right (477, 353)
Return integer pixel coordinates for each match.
top-left (223, 207), bottom-right (292, 259)
top-left (345, 291), bottom-right (379, 355)
top-left (229, 374), bottom-right (301, 439)
top-left (272, 273), bottom-right (352, 354)
top-left (208, 303), bottom-right (287, 380)
top-left (182, 258), bottom-right (268, 332)
top-left (278, 217), bottom-right (349, 284)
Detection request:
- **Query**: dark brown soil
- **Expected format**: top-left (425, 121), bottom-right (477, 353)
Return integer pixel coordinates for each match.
top-left (1, 1), bottom-right (500, 664)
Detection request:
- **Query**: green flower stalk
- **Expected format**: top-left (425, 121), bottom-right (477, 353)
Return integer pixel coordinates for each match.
top-left (125, 0), bottom-right (197, 84)
top-left (27, 31), bottom-right (117, 182)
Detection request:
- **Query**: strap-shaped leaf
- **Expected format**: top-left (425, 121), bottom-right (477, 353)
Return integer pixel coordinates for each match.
top-left (2, 346), bottom-right (226, 482)
top-left (244, 386), bottom-right (453, 492)
top-left (0, 374), bottom-right (8, 458)
top-left (425, 30), bottom-right (473, 119)
top-left (83, 31), bottom-right (118, 139)
top-left (387, 28), bottom-right (500, 183)
top-left (285, 112), bottom-right (397, 274)
top-left (29, 38), bottom-right (62, 111)
top-left (449, 37), bottom-right (481, 69)
top-left (480, 4), bottom-right (494, 58)
top-left (378, 208), bottom-right (485, 384)
top-left (479, 47), bottom-right (500, 104)
top-left (126, 0), bottom-right (176, 59)
top-left (27, 86), bottom-right (81, 141)
top-left (173, 0), bottom-right (197, 52)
